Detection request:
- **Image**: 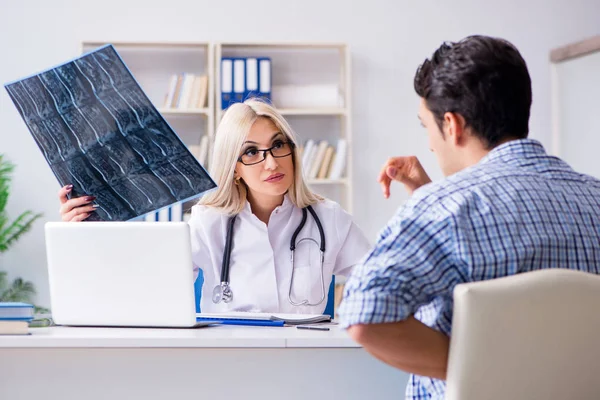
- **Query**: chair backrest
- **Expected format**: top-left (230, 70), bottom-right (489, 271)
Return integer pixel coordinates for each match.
top-left (446, 269), bottom-right (600, 400)
top-left (194, 271), bottom-right (336, 315)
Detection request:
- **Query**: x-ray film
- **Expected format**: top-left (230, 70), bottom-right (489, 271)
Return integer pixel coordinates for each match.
top-left (5, 45), bottom-right (217, 221)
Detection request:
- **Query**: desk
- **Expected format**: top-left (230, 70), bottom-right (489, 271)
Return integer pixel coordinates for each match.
top-left (0, 325), bottom-right (408, 399)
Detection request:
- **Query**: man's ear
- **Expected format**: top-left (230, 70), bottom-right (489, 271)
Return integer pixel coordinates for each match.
top-left (443, 112), bottom-right (467, 145)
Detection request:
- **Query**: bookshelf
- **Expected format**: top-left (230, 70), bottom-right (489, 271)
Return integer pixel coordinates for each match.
top-left (79, 41), bottom-right (354, 216)
top-left (215, 42), bottom-right (354, 214)
top-left (80, 41), bottom-right (214, 218)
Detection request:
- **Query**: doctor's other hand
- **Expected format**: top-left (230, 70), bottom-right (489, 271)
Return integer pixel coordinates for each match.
top-left (58, 184), bottom-right (97, 222)
top-left (378, 156), bottom-right (432, 198)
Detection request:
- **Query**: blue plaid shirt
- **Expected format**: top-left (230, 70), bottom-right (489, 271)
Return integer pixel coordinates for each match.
top-left (338, 139), bottom-right (600, 399)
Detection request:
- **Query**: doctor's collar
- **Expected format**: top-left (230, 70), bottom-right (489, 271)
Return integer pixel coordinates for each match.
top-left (242, 193), bottom-right (293, 216)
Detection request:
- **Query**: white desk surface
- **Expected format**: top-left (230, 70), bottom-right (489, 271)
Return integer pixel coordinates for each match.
top-left (0, 323), bottom-right (359, 348)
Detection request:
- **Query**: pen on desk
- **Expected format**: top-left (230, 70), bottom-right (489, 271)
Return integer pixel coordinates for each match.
top-left (296, 325), bottom-right (330, 331)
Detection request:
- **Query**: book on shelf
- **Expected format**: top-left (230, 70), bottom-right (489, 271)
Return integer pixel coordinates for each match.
top-left (301, 139), bottom-right (315, 173)
top-left (317, 145), bottom-right (335, 179)
top-left (169, 74), bottom-right (184, 108)
top-left (328, 139), bottom-right (347, 179)
top-left (258, 58), bottom-right (272, 101)
top-left (163, 74), bottom-right (179, 108)
top-left (189, 75), bottom-right (208, 109)
top-left (244, 57), bottom-right (259, 100)
top-left (299, 139), bottom-right (346, 181)
top-left (163, 73), bottom-right (208, 110)
top-left (178, 73), bottom-right (196, 108)
top-left (233, 58), bottom-right (245, 103)
top-left (326, 153), bottom-right (338, 180)
top-left (221, 58), bottom-right (234, 109)
top-left (308, 140), bottom-right (329, 179)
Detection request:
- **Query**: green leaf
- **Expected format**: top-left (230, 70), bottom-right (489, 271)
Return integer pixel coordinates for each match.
top-left (0, 157), bottom-right (14, 200)
top-left (0, 211), bottom-right (43, 253)
top-left (0, 155), bottom-right (14, 182)
top-left (0, 277), bottom-right (36, 302)
top-left (0, 215), bottom-right (7, 235)
top-left (33, 305), bottom-right (51, 314)
top-left (0, 183), bottom-right (9, 214)
top-left (0, 271), bottom-right (7, 293)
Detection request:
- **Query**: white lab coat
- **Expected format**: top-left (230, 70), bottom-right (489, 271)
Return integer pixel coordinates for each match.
top-left (188, 195), bottom-right (371, 314)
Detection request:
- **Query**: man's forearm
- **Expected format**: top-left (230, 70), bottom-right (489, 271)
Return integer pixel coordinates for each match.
top-left (347, 316), bottom-right (450, 380)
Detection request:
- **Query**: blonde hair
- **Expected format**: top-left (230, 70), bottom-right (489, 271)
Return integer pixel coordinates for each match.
top-left (199, 98), bottom-right (322, 215)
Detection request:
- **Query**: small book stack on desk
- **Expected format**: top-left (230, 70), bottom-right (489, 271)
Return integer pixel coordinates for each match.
top-left (196, 312), bottom-right (331, 327)
top-left (0, 302), bottom-right (34, 335)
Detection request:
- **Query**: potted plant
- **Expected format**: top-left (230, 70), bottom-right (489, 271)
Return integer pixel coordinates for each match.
top-left (0, 154), bottom-right (45, 312)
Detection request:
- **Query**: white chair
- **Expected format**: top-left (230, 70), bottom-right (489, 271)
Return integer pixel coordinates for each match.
top-left (446, 268), bottom-right (600, 400)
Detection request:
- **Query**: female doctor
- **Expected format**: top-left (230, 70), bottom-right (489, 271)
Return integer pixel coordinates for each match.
top-left (58, 98), bottom-right (371, 314)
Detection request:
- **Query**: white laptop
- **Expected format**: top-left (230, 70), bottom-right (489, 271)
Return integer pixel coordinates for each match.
top-left (45, 221), bottom-right (209, 328)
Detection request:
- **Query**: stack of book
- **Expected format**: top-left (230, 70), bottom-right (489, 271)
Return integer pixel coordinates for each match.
top-left (299, 138), bottom-right (347, 180)
top-left (162, 73), bottom-right (208, 110)
top-left (0, 302), bottom-right (34, 335)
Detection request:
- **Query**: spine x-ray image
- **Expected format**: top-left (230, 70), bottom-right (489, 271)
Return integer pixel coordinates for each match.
top-left (5, 45), bottom-right (217, 221)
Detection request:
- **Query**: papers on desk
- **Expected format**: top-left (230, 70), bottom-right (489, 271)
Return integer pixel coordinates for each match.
top-left (196, 312), bottom-right (331, 327)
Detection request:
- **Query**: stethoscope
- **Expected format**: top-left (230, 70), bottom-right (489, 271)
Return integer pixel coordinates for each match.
top-left (212, 205), bottom-right (327, 307)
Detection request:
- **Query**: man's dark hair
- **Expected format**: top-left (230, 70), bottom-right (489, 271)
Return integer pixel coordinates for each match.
top-left (414, 35), bottom-right (532, 149)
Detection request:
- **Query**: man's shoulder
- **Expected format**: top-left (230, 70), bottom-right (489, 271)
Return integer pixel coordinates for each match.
top-left (407, 165), bottom-right (494, 216)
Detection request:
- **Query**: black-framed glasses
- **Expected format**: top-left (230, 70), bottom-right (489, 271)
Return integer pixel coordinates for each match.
top-left (237, 140), bottom-right (295, 166)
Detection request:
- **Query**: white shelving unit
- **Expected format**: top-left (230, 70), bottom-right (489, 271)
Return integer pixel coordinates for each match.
top-left (80, 41), bottom-right (214, 216)
top-left (78, 41), bottom-right (353, 215)
top-left (215, 42), bottom-right (353, 214)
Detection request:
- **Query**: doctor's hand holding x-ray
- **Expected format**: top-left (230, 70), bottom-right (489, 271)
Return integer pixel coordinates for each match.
top-left (58, 98), bottom-right (371, 315)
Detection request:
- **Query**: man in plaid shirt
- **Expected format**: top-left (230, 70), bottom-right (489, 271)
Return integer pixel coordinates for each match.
top-left (338, 35), bottom-right (600, 399)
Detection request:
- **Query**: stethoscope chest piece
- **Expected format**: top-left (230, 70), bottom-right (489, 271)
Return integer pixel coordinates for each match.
top-left (212, 282), bottom-right (233, 304)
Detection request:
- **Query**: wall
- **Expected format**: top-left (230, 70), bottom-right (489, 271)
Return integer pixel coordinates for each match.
top-left (0, 0), bottom-right (599, 308)
top-left (554, 49), bottom-right (600, 178)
